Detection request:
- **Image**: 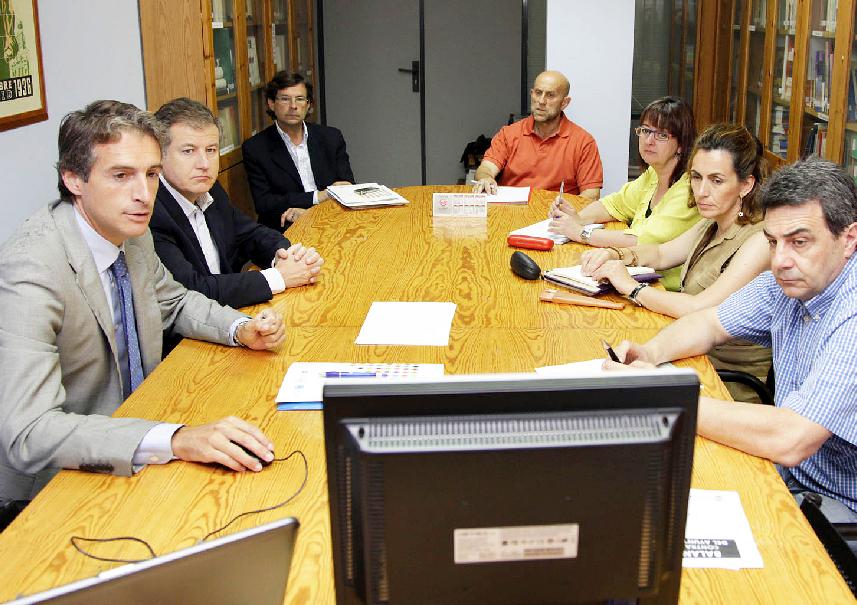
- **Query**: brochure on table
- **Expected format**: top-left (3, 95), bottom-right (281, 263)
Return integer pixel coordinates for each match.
top-left (327, 183), bottom-right (409, 208)
top-left (276, 362), bottom-right (445, 410)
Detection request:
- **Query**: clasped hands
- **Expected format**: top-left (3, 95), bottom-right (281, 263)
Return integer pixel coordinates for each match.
top-left (274, 242), bottom-right (324, 288)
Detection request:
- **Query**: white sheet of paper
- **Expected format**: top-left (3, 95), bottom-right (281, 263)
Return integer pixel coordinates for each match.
top-left (485, 186), bottom-right (531, 204)
top-left (535, 359), bottom-right (676, 376)
top-left (509, 218), bottom-right (569, 244)
top-left (682, 489), bottom-right (764, 570)
top-left (355, 302), bottom-right (457, 346)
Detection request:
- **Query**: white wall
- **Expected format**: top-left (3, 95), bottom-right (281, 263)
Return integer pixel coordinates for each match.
top-left (547, 1), bottom-right (635, 194)
top-left (0, 0), bottom-right (146, 245)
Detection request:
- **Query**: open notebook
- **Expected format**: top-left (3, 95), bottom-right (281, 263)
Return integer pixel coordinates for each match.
top-left (544, 265), bottom-right (661, 296)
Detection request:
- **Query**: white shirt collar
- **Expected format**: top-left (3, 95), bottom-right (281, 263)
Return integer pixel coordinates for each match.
top-left (275, 120), bottom-right (308, 148)
top-left (73, 205), bottom-right (123, 274)
top-left (160, 174), bottom-right (214, 216)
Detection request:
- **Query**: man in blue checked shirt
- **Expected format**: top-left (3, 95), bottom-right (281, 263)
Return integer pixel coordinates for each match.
top-left (611, 158), bottom-right (857, 524)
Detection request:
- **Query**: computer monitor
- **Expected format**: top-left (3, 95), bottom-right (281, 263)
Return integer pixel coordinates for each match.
top-left (322, 371), bottom-right (699, 605)
top-left (7, 517), bottom-right (299, 605)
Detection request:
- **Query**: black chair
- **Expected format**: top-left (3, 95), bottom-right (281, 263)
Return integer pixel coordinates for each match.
top-left (800, 494), bottom-right (857, 597)
top-left (0, 499), bottom-right (28, 532)
top-left (716, 368), bottom-right (775, 405)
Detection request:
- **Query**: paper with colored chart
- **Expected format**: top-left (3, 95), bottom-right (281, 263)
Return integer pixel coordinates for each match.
top-left (276, 362), bottom-right (445, 410)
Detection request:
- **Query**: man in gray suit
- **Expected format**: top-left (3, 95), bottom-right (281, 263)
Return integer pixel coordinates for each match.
top-left (0, 101), bottom-right (285, 516)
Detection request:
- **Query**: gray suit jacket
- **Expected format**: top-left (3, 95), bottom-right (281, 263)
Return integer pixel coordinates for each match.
top-left (0, 201), bottom-right (246, 500)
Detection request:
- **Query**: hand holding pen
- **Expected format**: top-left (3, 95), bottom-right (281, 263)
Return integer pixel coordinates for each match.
top-left (548, 180), bottom-right (565, 219)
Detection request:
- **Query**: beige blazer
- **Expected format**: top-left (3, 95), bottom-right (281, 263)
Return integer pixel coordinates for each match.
top-left (0, 201), bottom-right (245, 500)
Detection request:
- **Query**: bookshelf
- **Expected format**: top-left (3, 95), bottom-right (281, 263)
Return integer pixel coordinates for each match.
top-left (721, 0), bottom-right (857, 171)
top-left (139, 0), bottom-right (319, 217)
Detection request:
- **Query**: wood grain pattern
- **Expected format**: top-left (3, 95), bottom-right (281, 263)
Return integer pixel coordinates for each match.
top-left (0, 188), bottom-right (850, 604)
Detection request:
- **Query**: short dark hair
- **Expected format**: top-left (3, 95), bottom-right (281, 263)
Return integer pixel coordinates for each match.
top-left (689, 123), bottom-right (768, 225)
top-left (759, 157), bottom-right (857, 236)
top-left (264, 71), bottom-right (313, 120)
top-left (154, 97), bottom-right (219, 149)
top-left (57, 100), bottom-right (164, 202)
top-left (639, 96), bottom-right (696, 187)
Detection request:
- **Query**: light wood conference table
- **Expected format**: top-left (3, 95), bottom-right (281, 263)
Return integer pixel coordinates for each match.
top-left (0, 187), bottom-right (851, 604)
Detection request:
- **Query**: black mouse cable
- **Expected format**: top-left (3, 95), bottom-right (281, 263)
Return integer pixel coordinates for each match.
top-left (69, 449), bottom-right (308, 565)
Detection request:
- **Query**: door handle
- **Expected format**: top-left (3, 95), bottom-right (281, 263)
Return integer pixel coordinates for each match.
top-left (397, 60), bottom-right (420, 93)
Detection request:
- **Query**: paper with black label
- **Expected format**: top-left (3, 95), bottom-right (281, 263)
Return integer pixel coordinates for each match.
top-left (682, 489), bottom-right (764, 569)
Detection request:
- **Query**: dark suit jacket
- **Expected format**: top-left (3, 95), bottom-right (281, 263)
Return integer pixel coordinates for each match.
top-left (150, 180), bottom-right (290, 310)
top-left (242, 122), bottom-right (354, 230)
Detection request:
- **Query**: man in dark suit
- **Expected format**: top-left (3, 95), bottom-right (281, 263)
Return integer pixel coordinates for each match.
top-left (242, 72), bottom-right (354, 230)
top-left (150, 98), bottom-right (323, 317)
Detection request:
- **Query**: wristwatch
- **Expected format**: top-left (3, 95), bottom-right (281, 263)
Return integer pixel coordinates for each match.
top-left (580, 223), bottom-right (603, 243)
top-left (627, 282), bottom-right (650, 306)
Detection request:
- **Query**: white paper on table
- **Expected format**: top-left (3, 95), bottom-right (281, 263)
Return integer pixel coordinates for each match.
top-left (682, 489), bottom-right (764, 570)
top-left (485, 186), bottom-right (531, 204)
top-left (355, 302), bottom-right (456, 346)
top-left (535, 359), bottom-right (676, 377)
top-left (509, 218), bottom-right (570, 244)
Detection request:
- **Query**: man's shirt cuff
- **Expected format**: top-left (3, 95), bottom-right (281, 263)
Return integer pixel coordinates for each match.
top-left (131, 423), bottom-right (184, 470)
top-left (261, 267), bottom-right (286, 294)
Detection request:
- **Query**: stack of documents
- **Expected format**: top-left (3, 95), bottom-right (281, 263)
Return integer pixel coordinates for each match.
top-left (276, 362), bottom-right (444, 410)
top-left (509, 218), bottom-right (569, 244)
top-left (327, 183), bottom-right (409, 208)
top-left (543, 265), bottom-right (660, 296)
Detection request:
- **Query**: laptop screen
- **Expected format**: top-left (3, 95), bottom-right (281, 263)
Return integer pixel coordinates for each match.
top-left (7, 517), bottom-right (299, 605)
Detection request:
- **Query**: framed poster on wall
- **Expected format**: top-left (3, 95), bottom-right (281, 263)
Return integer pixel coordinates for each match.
top-left (0, 0), bottom-right (47, 131)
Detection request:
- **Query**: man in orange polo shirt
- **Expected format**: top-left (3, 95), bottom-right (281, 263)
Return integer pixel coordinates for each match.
top-left (472, 70), bottom-right (603, 200)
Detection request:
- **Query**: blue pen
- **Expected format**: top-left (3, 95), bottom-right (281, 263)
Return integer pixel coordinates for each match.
top-left (323, 371), bottom-right (378, 378)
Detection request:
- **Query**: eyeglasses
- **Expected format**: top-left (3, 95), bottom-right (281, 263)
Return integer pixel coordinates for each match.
top-left (634, 126), bottom-right (672, 142)
top-left (275, 95), bottom-right (308, 105)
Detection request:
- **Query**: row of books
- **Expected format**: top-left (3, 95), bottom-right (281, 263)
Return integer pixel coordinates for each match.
top-left (810, 0), bottom-right (838, 32)
top-left (779, 0), bottom-right (797, 29)
top-left (802, 122), bottom-right (828, 158)
top-left (847, 62), bottom-right (857, 122)
top-left (847, 135), bottom-right (857, 184)
top-left (805, 43), bottom-right (833, 114)
top-left (211, 0), bottom-right (258, 22)
top-left (749, 0), bottom-right (766, 28)
top-left (770, 105), bottom-right (790, 156)
top-left (214, 31), bottom-right (265, 92)
top-left (777, 36), bottom-right (794, 99)
top-left (213, 28), bottom-right (236, 94)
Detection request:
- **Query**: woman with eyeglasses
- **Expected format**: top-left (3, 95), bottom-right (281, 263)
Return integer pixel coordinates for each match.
top-left (580, 123), bottom-right (771, 401)
top-left (548, 96), bottom-right (701, 291)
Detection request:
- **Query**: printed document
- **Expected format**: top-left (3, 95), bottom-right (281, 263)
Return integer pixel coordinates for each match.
top-left (682, 489), bottom-right (764, 570)
top-left (356, 302), bottom-right (456, 346)
top-left (276, 362), bottom-right (445, 410)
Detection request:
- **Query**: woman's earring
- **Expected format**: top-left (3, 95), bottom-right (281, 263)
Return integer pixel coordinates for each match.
top-left (737, 195), bottom-right (745, 218)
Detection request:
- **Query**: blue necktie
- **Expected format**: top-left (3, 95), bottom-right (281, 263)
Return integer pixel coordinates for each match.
top-left (110, 251), bottom-right (144, 398)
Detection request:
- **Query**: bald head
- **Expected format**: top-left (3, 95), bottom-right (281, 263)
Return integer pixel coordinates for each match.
top-left (530, 71), bottom-right (571, 128)
top-left (534, 71), bottom-right (570, 98)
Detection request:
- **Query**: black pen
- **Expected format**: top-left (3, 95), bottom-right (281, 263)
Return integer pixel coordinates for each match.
top-left (601, 339), bottom-right (620, 363)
